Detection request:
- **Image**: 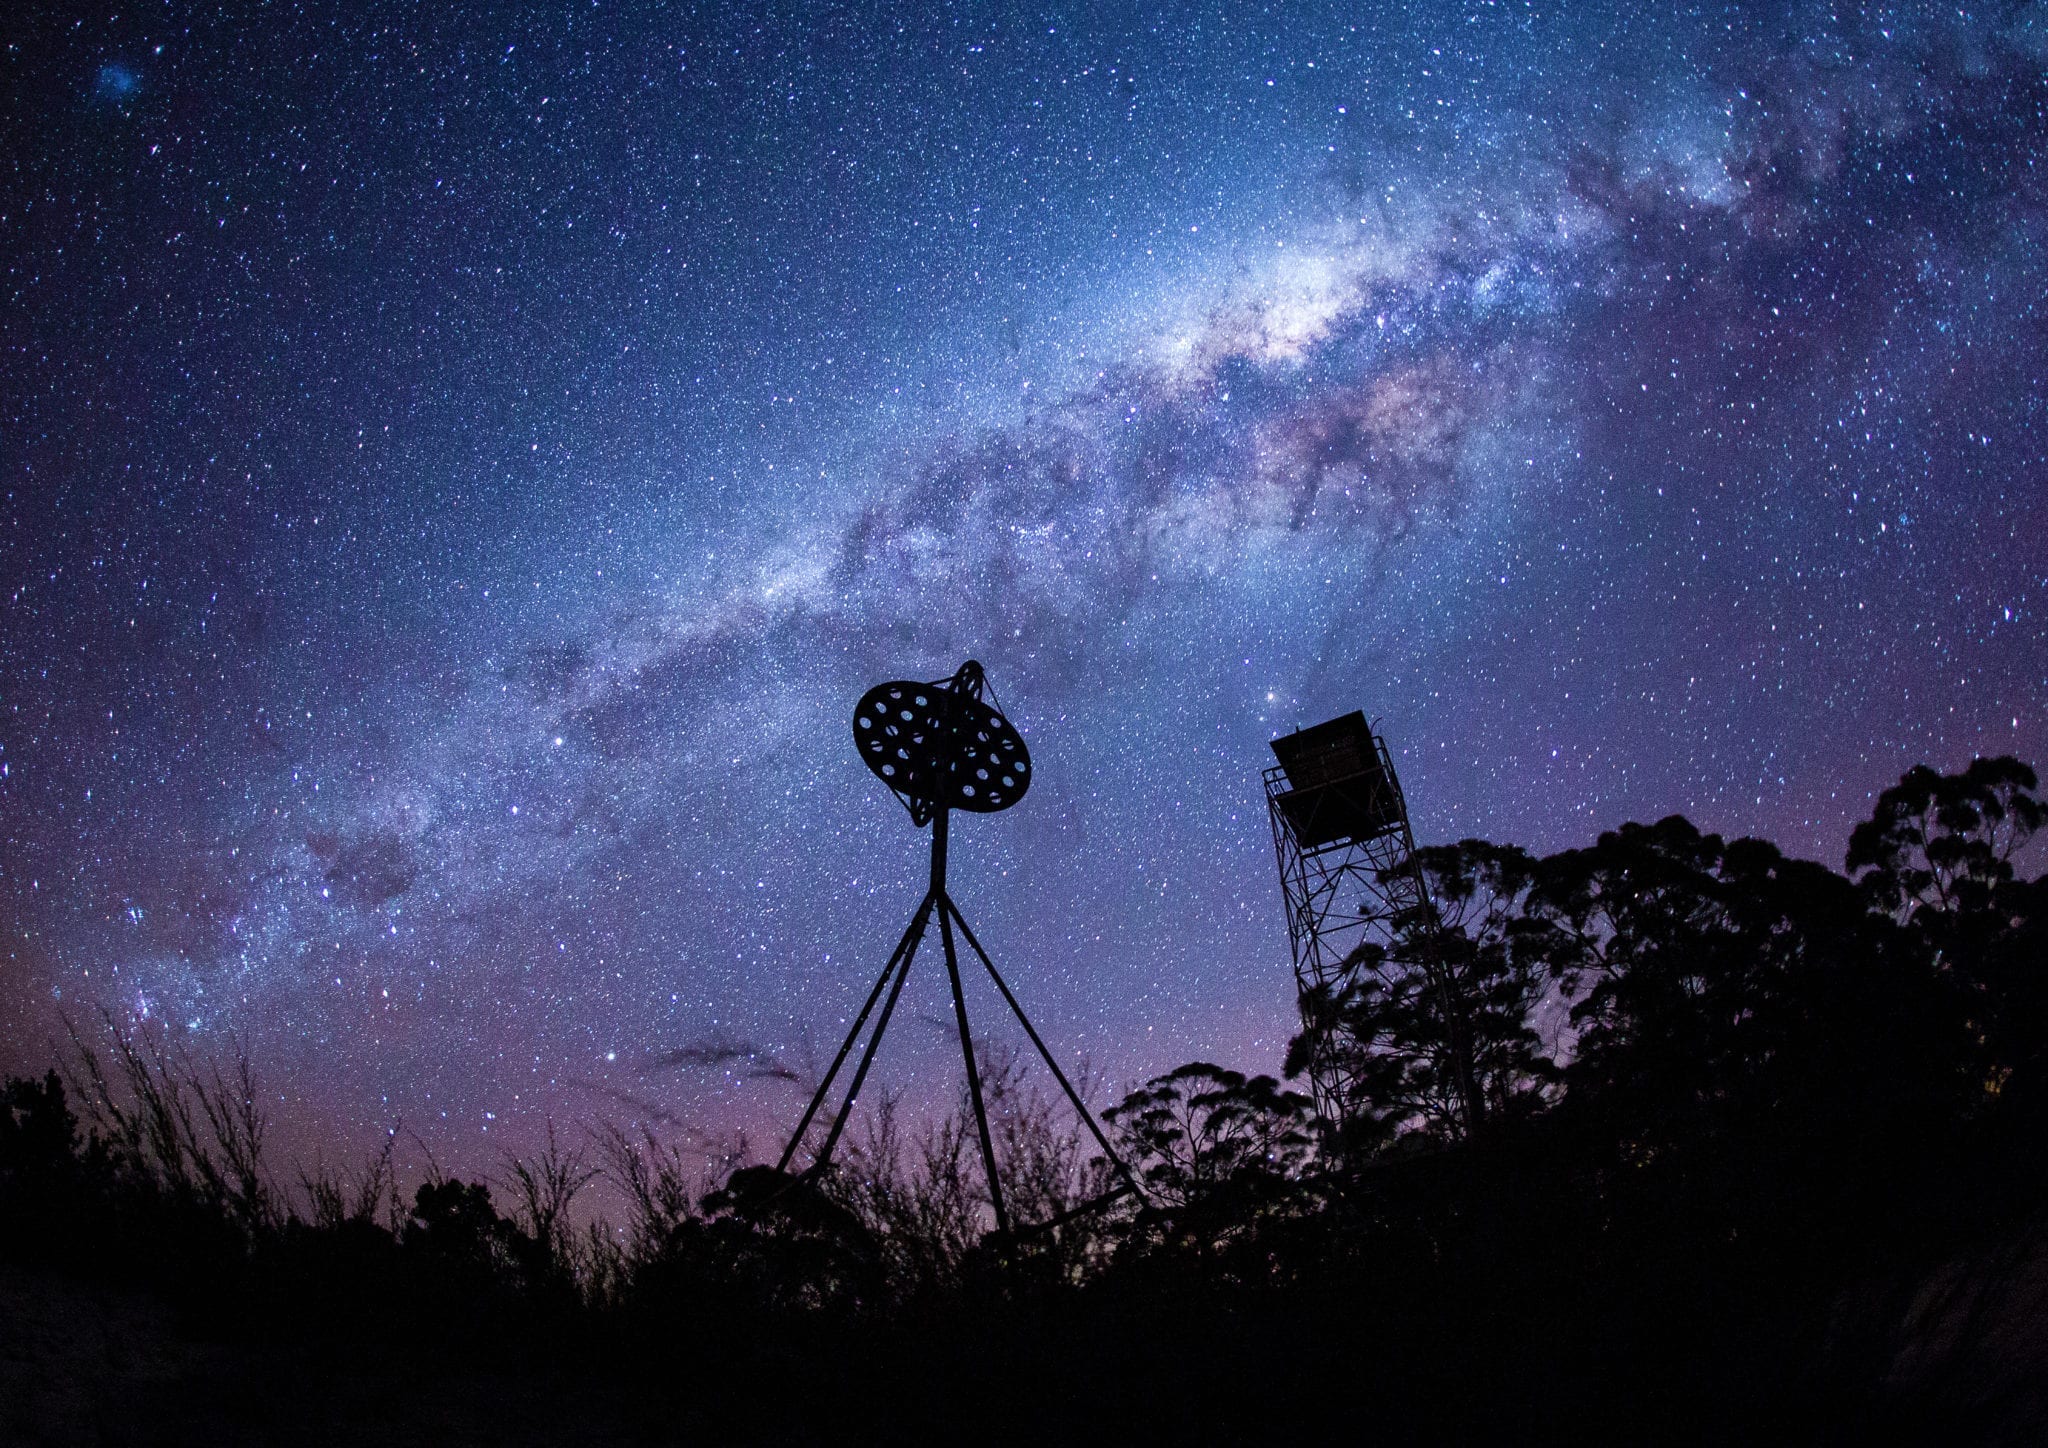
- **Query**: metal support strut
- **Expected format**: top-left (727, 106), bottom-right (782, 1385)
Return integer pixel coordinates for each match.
top-left (775, 803), bottom-right (1141, 1235)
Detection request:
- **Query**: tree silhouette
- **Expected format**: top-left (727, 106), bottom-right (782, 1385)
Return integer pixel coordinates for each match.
top-left (1, 1070), bottom-right (78, 1177)
top-left (1848, 757), bottom-right (2043, 922)
top-left (1287, 840), bottom-right (1554, 1151)
top-left (1106, 1062), bottom-right (1312, 1212)
top-left (0, 755), bottom-right (2043, 1443)
top-left (406, 1177), bottom-right (516, 1286)
top-left (1849, 757), bottom-right (2048, 1129)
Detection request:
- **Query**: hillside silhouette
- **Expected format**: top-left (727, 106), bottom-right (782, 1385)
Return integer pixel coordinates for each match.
top-left (2, 756), bottom-right (2044, 1444)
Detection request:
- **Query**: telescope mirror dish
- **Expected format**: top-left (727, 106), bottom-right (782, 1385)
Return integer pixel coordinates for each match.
top-left (851, 663), bottom-right (1030, 821)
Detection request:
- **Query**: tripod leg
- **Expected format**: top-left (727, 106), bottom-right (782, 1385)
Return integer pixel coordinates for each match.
top-left (809, 889), bottom-right (935, 1173)
top-left (776, 896), bottom-right (931, 1174)
top-left (939, 899), bottom-right (1009, 1235)
top-left (943, 896), bottom-right (1144, 1201)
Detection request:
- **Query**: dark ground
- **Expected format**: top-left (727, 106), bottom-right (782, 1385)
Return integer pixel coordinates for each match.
top-left (4, 1222), bottom-right (2047, 1447)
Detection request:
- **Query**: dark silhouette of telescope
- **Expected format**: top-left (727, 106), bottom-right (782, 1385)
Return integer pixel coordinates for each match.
top-left (774, 660), bottom-right (1139, 1235)
top-left (850, 659), bottom-right (1030, 821)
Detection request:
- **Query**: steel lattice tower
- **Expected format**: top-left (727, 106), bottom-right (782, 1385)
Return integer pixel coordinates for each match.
top-left (1263, 712), bottom-right (1433, 1125)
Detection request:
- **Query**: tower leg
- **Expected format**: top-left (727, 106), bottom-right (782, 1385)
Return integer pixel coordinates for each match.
top-left (782, 889), bottom-right (935, 1176)
top-left (943, 896), bottom-right (1143, 1203)
top-left (939, 897), bottom-right (1009, 1234)
top-left (775, 893), bottom-right (932, 1174)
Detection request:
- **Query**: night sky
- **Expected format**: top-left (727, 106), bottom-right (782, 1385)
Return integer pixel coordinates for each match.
top-left (3, 2), bottom-right (2044, 1175)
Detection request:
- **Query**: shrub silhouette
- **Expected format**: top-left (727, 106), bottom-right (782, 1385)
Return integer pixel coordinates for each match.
top-left (0, 754), bottom-right (2041, 1443)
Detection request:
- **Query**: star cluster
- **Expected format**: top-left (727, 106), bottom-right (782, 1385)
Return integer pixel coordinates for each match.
top-left (3, 2), bottom-right (2044, 1170)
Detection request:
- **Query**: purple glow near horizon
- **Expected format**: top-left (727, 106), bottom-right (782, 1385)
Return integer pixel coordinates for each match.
top-left (3, 3), bottom-right (2044, 1178)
